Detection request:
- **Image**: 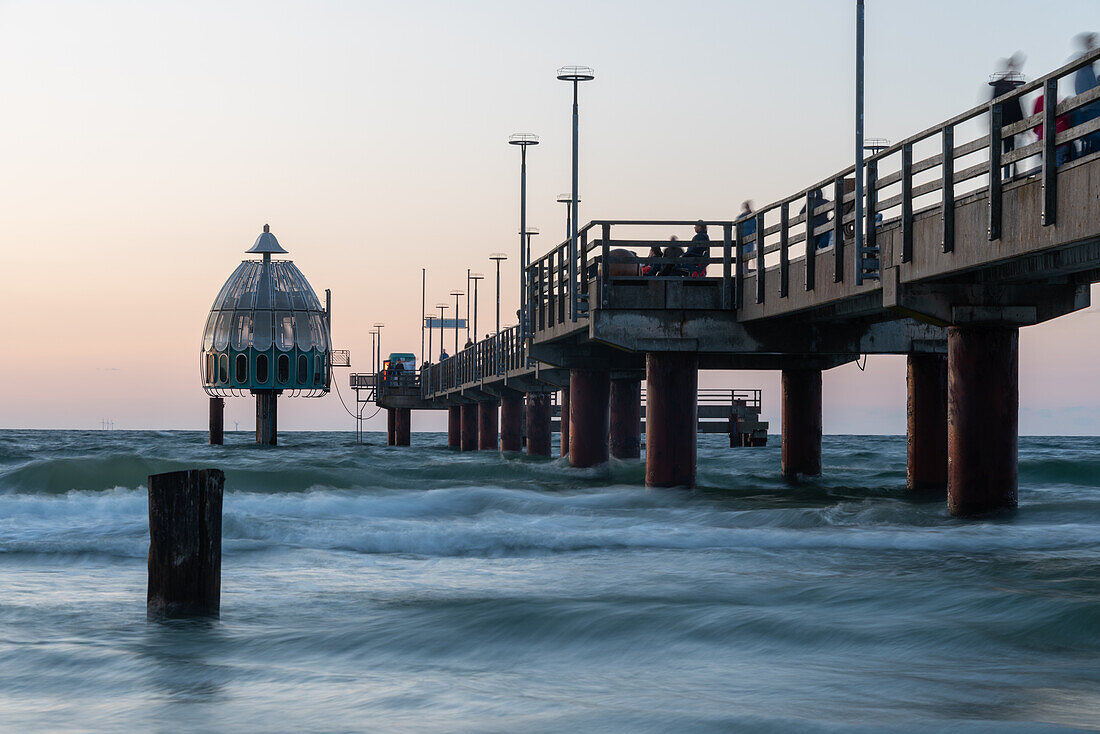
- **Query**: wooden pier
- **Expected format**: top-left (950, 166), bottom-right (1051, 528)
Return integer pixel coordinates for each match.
top-left (377, 50), bottom-right (1100, 517)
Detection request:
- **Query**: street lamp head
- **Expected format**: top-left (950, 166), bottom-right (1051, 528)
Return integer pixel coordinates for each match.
top-left (508, 133), bottom-right (539, 147)
top-left (556, 193), bottom-right (581, 204)
top-left (520, 227), bottom-right (539, 236)
top-left (470, 272), bottom-right (485, 280)
top-left (372, 322), bottom-right (385, 328)
top-left (450, 290), bottom-right (464, 297)
top-left (556, 65), bottom-right (595, 82)
top-left (436, 303), bottom-right (449, 310)
top-left (489, 252), bottom-right (508, 262)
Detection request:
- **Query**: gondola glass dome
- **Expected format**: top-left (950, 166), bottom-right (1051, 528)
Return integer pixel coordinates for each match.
top-left (201, 225), bottom-right (331, 397)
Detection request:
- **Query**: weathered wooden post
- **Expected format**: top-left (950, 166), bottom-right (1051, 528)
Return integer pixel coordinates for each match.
top-left (147, 469), bottom-right (223, 617)
top-left (255, 390), bottom-right (278, 446)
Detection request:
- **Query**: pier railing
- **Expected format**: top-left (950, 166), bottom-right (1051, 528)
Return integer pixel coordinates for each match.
top-left (525, 47), bottom-right (1100, 323)
top-left (421, 324), bottom-right (527, 397)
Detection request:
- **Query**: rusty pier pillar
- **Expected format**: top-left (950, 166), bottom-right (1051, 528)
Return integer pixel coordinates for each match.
top-left (460, 403), bottom-right (478, 452)
top-left (907, 354), bottom-right (948, 492)
top-left (609, 378), bottom-right (641, 460)
top-left (447, 406), bottom-right (461, 448)
top-left (948, 325), bottom-right (1018, 516)
top-left (500, 393), bottom-right (524, 452)
top-left (394, 408), bottom-right (411, 446)
top-left (526, 393), bottom-right (552, 457)
top-left (386, 408), bottom-right (396, 446)
top-left (568, 369), bottom-right (610, 468)
top-left (781, 369), bottom-right (821, 479)
top-left (559, 385), bottom-right (570, 457)
top-left (645, 353), bottom-right (698, 487)
top-left (478, 400), bottom-right (499, 451)
top-left (209, 397), bottom-right (224, 445)
top-left (255, 390), bottom-right (278, 446)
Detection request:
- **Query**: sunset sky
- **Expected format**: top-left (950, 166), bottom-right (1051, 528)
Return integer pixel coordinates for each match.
top-left (2, 0), bottom-right (1097, 434)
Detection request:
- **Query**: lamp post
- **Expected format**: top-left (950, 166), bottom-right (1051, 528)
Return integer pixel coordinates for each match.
top-left (465, 268), bottom-right (471, 343)
top-left (557, 65), bottom-right (594, 322)
top-left (372, 322), bottom-right (385, 373)
top-left (508, 133), bottom-right (539, 338)
top-left (556, 193), bottom-right (581, 242)
top-left (450, 290), bottom-right (464, 354)
top-left (469, 272), bottom-right (484, 343)
top-left (855, 0), bottom-right (865, 285)
top-left (370, 329), bottom-right (378, 375)
top-left (436, 303), bottom-right (448, 359)
top-left (489, 253), bottom-right (508, 375)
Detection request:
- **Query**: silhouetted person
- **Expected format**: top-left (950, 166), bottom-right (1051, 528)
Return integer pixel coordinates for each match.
top-left (641, 244), bottom-right (663, 276)
top-left (660, 244), bottom-right (687, 276)
top-left (738, 201), bottom-right (756, 267)
top-left (440, 349), bottom-right (449, 361)
top-left (1073, 33), bottom-right (1099, 156)
top-left (800, 189), bottom-right (832, 249)
top-left (989, 52), bottom-right (1026, 179)
top-left (684, 220), bottom-right (710, 277)
top-left (465, 337), bottom-right (474, 349)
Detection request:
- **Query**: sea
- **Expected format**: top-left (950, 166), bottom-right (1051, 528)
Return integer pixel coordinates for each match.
top-left (0, 430), bottom-right (1098, 733)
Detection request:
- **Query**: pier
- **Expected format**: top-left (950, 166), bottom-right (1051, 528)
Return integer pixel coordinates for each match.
top-left (372, 49), bottom-right (1100, 517)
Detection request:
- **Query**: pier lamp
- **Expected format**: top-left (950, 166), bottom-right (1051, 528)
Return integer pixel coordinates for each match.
top-left (372, 322), bottom-right (385, 373)
top-left (465, 269), bottom-right (472, 343)
top-left (435, 303), bottom-right (449, 359)
top-left (469, 273), bottom-right (484, 343)
top-left (489, 253), bottom-right (508, 337)
top-left (556, 193), bottom-right (581, 243)
top-left (450, 290), bottom-right (464, 355)
top-left (509, 133), bottom-right (538, 338)
top-left (556, 65), bottom-right (594, 322)
top-left (369, 328), bottom-right (379, 375)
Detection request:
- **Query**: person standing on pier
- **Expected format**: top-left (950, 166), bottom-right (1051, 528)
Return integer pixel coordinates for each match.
top-left (1072, 33), bottom-right (1099, 156)
top-left (989, 52), bottom-right (1026, 180)
top-left (684, 221), bottom-right (710, 277)
top-left (738, 201), bottom-right (756, 270)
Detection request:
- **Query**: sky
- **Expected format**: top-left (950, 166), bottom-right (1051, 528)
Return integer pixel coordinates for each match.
top-left (1, 0), bottom-right (1098, 434)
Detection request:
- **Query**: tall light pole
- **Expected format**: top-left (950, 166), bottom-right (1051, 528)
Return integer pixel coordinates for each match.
top-left (556, 193), bottom-right (581, 242)
top-left (470, 272), bottom-right (484, 342)
top-left (557, 65), bottom-right (594, 322)
top-left (508, 133), bottom-right (539, 338)
top-left (420, 268), bottom-right (426, 366)
top-left (465, 268), bottom-right (471, 342)
top-left (855, 0), bottom-right (866, 285)
top-left (436, 303), bottom-right (448, 358)
top-left (372, 322), bottom-right (385, 372)
top-left (370, 329), bottom-right (378, 375)
top-left (489, 253), bottom-right (508, 336)
top-left (450, 290), bottom-right (464, 354)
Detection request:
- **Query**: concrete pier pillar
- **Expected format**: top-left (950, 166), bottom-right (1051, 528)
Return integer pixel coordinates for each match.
top-left (478, 401), bottom-right (499, 451)
top-left (447, 406), bottom-right (461, 448)
top-left (526, 393), bottom-right (552, 457)
top-left (460, 403), bottom-right (478, 452)
top-left (569, 369), bottom-right (611, 468)
top-left (559, 385), bottom-right (570, 458)
top-left (907, 354), bottom-right (948, 492)
top-left (255, 390), bottom-right (278, 446)
top-left (609, 378), bottom-right (641, 460)
top-left (948, 325), bottom-right (1018, 516)
top-left (394, 408), bottom-right (411, 447)
top-left (781, 369), bottom-right (821, 479)
top-left (386, 408), bottom-right (396, 446)
top-left (500, 393), bottom-right (524, 452)
top-left (209, 397), bottom-right (224, 445)
top-left (645, 353), bottom-right (698, 487)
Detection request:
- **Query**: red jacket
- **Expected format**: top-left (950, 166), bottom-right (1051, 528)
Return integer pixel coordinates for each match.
top-left (1033, 96), bottom-right (1070, 139)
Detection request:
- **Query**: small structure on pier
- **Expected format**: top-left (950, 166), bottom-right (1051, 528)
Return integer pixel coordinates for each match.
top-left (201, 225), bottom-right (332, 445)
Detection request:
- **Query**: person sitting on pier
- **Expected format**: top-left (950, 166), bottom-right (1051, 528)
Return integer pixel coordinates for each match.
top-left (660, 243), bottom-right (687, 276)
top-left (684, 220), bottom-right (710, 277)
top-left (641, 243), bottom-right (664, 276)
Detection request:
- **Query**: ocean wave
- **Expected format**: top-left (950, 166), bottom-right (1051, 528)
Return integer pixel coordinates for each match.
top-left (1, 485), bottom-right (1097, 559)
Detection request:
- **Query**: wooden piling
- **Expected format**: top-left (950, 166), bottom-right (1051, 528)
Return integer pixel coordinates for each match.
top-left (147, 469), bottom-right (223, 617)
